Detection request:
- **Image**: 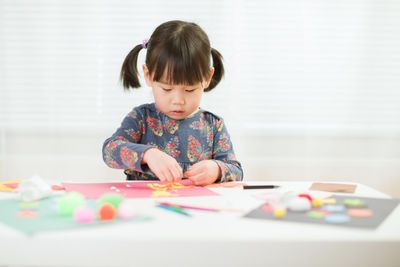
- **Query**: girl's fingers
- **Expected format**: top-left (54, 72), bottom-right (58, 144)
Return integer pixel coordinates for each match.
top-left (187, 172), bottom-right (206, 185)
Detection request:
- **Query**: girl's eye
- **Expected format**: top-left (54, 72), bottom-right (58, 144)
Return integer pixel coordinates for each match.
top-left (185, 89), bottom-right (196, 93)
top-left (162, 88), bottom-right (172, 92)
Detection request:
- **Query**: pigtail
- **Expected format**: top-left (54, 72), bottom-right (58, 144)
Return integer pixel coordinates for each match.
top-left (206, 48), bottom-right (225, 91)
top-left (120, 44), bottom-right (143, 89)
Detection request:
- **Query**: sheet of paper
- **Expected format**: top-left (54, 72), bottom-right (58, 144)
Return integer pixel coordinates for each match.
top-left (62, 179), bottom-right (219, 199)
top-left (0, 197), bottom-right (150, 235)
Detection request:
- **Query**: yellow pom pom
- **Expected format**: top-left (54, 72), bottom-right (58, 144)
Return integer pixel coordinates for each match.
top-left (274, 208), bottom-right (286, 218)
top-left (313, 198), bottom-right (322, 207)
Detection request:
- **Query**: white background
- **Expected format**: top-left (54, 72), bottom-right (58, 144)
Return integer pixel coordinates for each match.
top-left (1, 0), bottom-right (399, 197)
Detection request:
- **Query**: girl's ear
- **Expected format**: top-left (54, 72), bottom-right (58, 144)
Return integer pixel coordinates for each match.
top-left (205, 67), bottom-right (215, 88)
top-left (143, 64), bottom-right (152, 86)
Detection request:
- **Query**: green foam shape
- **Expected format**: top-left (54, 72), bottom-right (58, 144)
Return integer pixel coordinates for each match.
top-left (58, 192), bottom-right (85, 216)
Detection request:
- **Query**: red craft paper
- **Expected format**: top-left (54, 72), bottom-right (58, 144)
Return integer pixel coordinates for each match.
top-left (62, 179), bottom-right (219, 199)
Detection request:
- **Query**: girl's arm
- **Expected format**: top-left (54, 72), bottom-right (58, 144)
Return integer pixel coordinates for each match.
top-left (102, 107), bottom-right (183, 181)
top-left (102, 108), bottom-right (153, 172)
top-left (211, 119), bottom-right (243, 182)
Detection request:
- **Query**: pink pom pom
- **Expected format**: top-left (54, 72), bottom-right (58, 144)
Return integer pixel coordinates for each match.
top-left (118, 201), bottom-right (136, 220)
top-left (74, 207), bottom-right (95, 223)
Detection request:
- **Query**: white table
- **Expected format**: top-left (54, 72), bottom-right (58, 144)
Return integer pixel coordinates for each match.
top-left (0, 181), bottom-right (399, 267)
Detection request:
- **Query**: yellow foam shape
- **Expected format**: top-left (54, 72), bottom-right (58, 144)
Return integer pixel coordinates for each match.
top-left (321, 198), bottom-right (336, 204)
top-left (0, 180), bottom-right (22, 192)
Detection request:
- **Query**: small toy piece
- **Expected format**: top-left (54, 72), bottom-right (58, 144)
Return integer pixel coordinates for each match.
top-left (298, 194), bottom-right (312, 202)
top-left (312, 198), bottom-right (323, 207)
top-left (321, 198), bottom-right (336, 205)
top-left (324, 214), bottom-right (351, 224)
top-left (287, 197), bottom-right (311, 212)
top-left (58, 192), bottom-right (85, 216)
top-left (262, 203), bottom-right (275, 213)
top-left (99, 203), bottom-right (117, 221)
top-left (343, 199), bottom-right (366, 208)
top-left (320, 204), bottom-right (346, 213)
top-left (347, 209), bottom-right (373, 217)
top-left (74, 207), bottom-right (95, 223)
top-left (118, 201), bottom-right (136, 220)
top-left (17, 210), bottom-right (39, 218)
top-left (99, 193), bottom-right (124, 209)
top-left (273, 207), bottom-right (286, 218)
top-left (306, 211), bottom-right (326, 219)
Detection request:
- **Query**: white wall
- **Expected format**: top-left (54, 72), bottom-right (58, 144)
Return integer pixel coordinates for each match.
top-left (1, 0), bottom-right (400, 197)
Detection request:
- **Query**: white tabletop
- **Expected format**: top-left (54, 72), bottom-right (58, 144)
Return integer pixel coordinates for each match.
top-left (0, 181), bottom-right (399, 267)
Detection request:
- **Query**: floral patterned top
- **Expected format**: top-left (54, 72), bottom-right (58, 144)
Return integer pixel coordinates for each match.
top-left (102, 103), bottom-right (243, 182)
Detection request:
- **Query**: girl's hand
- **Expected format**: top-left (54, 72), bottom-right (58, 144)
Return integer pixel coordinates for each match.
top-left (142, 148), bottom-right (183, 182)
top-left (184, 160), bottom-right (221, 186)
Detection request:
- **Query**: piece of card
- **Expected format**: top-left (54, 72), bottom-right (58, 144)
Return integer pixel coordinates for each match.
top-left (309, 182), bottom-right (357, 193)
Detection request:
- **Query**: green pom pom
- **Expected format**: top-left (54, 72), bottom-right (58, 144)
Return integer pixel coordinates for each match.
top-left (98, 193), bottom-right (124, 209)
top-left (58, 192), bottom-right (85, 216)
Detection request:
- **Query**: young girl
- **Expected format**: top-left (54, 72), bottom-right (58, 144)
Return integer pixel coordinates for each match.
top-left (102, 20), bottom-right (243, 185)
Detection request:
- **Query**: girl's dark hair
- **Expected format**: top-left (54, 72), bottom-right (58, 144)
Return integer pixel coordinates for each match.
top-left (120, 20), bottom-right (224, 92)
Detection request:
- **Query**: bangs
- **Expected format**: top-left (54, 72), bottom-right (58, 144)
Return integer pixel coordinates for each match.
top-left (147, 39), bottom-right (210, 85)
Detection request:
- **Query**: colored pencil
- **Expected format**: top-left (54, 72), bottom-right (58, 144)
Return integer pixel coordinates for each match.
top-left (156, 204), bottom-right (191, 216)
top-left (158, 202), bottom-right (220, 212)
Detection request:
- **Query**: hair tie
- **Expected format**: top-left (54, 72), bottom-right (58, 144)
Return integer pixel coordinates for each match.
top-left (142, 39), bottom-right (149, 49)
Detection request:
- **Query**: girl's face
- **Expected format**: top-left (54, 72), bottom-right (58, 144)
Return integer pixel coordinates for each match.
top-left (143, 65), bottom-right (214, 120)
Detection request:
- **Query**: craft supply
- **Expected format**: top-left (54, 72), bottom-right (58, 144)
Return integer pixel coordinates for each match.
top-left (0, 180), bottom-right (21, 192)
top-left (347, 209), bottom-right (373, 217)
top-left (156, 204), bottom-right (191, 216)
top-left (287, 197), bottom-right (312, 212)
top-left (262, 203), bottom-right (274, 213)
top-left (17, 210), bottom-right (39, 218)
top-left (273, 207), bottom-right (286, 218)
top-left (118, 201), bottom-right (136, 220)
top-left (343, 199), bottom-right (366, 208)
top-left (74, 207), bottom-right (95, 223)
top-left (320, 204), bottom-right (346, 213)
top-left (157, 202), bottom-right (219, 212)
top-left (306, 211), bottom-right (326, 219)
top-left (205, 182), bottom-right (247, 188)
top-left (18, 175), bottom-right (52, 202)
top-left (98, 203), bottom-right (117, 221)
top-left (324, 214), bottom-right (351, 224)
top-left (321, 198), bottom-right (336, 205)
top-left (298, 194), bottom-right (312, 202)
top-left (58, 192), bottom-right (85, 216)
top-left (312, 198), bottom-right (323, 207)
top-left (309, 182), bottom-right (357, 193)
top-left (99, 193), bottom-right (124, 209)
top-left (243, 185), bottom-right (280, 190)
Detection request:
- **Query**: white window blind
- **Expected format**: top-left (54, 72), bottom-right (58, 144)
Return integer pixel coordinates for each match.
top-left (1, 0), bottom-right (399, 136)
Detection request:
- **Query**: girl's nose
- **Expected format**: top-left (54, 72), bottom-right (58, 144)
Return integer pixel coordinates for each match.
top-left (172, 91), bottom-right (185, 104)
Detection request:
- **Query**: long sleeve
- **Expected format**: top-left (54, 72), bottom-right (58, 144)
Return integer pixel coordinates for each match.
top-left (102, 107), bottom-right (153, 172)
top-left (212, 119), bottom-right (243, 182)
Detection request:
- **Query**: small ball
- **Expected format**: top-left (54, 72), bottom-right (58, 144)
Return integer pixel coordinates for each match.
top-left (274, 208), bottom-right (286, 218)
top-left (99, 193), bottom-right (124, 209)
top-left (118, 201), bottom-right (136, 220)
top-left (58, 192), bottom-right (85, 216)
top-left (98, 203), bottom-right (116, 221)
top-left (313, 198), bottom-right (323, 207)
top-left (74, 207), bottom-right (95, 223)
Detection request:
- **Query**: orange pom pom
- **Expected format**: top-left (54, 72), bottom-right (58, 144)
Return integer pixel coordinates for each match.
top-left (98, 203), bottom-right (116, 221)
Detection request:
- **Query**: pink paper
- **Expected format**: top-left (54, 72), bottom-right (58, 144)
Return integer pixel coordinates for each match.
top-left (62, 179), bottom-right (219, 199)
